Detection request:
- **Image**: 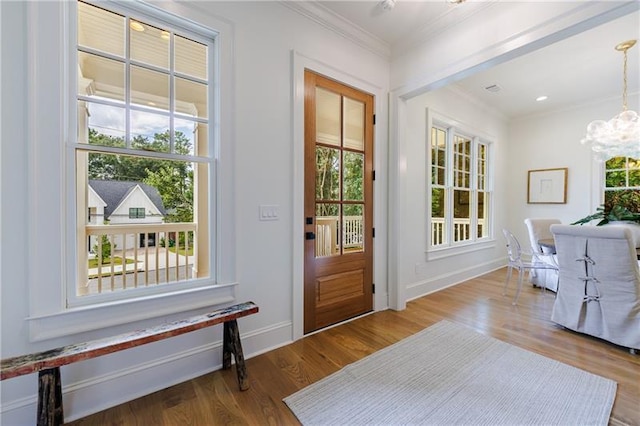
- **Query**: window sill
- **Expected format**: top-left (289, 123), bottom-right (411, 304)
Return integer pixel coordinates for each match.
top-left (27, 282), bottom-right (238, 342)
top-left (426, 239), bottom-right (496, 261)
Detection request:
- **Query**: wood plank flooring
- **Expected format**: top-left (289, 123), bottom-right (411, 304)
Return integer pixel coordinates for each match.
top-left (68, 269), bottom-right (640, 425)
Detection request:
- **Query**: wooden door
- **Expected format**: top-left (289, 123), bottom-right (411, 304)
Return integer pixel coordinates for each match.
top-left (304, 70), bottom-right (374, 334)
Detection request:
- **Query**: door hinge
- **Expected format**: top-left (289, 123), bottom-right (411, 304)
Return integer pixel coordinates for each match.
top-left (372, 227), bottom-right (375, 238)
top-left (372, 170), bottom-right (376, 181)
top-left (372, 283), bottom-right (375, 294)
top-left (373, 114), bottom-right (376, 125)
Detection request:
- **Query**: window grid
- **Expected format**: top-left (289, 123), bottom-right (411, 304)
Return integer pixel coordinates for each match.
top-left (74, 0), bottom-right (214, 303)
top-left (429, 123), bottom-right (492, 248)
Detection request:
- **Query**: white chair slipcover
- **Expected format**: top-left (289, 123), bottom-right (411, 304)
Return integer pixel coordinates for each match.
top-left (524, 218), bottom-right (561, 291)
top-left (550, 224), bottom-right (640, 351)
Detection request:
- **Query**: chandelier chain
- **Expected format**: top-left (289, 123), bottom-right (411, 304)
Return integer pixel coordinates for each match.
top-left (622, 47), bottom-right (628, 111)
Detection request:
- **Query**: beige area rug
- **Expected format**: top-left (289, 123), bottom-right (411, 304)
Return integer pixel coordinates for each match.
top-left (284, 320), bottom-right (616, 425)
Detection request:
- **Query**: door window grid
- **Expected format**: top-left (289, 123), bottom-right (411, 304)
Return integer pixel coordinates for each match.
top-left (315, 88), bottom-right (366, 257)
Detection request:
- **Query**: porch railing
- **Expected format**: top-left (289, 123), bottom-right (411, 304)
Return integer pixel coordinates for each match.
top-left (315, 216), bottom-right (363, 257)
top-left (82, 223), bottom-right (196, 296)
top-left (431, 218), bottom-right (485, 245)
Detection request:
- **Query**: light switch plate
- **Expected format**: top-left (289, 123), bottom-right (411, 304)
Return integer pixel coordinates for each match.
top-left (259, 205), bottom-right (279, 221)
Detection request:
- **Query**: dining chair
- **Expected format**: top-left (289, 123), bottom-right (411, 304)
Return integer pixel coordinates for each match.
top-left (524, 218), bottom-right (561, 291)
top-left (502, 228), bottom-right (559, 305)
top-left (550, 224), bottom-right (639, 352)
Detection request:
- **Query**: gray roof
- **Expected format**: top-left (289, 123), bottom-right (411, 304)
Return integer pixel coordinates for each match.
top-left (89, 180), bottom-right (166, 218)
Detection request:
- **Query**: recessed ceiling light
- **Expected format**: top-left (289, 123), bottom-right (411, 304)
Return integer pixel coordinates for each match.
top-left (448, 0), bottom-right (466, 4)
top-left (161, 31), bottom-right (170, 40)
top-left (130, 21), bottom-right (145, 32)
top-left (536, 95), bottom-right (548, 102)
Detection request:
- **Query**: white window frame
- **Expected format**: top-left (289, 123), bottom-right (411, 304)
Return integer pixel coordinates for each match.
top-left (603, 156), bottom-right (640, 196)
top-left (426, 110), bottom-right (494, 259)
top-left (26, 1), bottom-right (236, 342)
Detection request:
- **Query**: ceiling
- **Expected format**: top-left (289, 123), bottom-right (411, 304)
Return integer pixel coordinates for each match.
top-left (316, 1), bottom-right (640, 119)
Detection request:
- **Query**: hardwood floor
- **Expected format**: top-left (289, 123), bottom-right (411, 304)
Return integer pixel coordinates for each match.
top-left (69, 269), bottom-right (640, 425)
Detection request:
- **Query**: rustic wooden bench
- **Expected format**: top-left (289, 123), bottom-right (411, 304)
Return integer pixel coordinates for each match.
top-left (1, 301), bottom-right (258, 426)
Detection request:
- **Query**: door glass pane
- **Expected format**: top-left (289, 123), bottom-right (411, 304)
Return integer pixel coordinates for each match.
top-left (316, 203), bottom-right (339, 258)
top-left (343, 204), bottom-right (363, 253)
top-left (343, 97), bottom-right (364, 150)
top-left (78, 2), bottom-right (125, 57)
top-left (316, 146), bottom-right (340, 200)
top-left (316, 88), bottom-right (340, 146)
top-left (343, 152), bottom-right (363, 201)
top-left (130, 21), bottom-right (169, 70)
top-left (78, 52), bottom-right (125, 102)
top-left (454, 189), bottom-right (471, 242)
top-left (131, 65), bottom-right (169, 111)
top-left (175, 35), bottom-right (207, 80)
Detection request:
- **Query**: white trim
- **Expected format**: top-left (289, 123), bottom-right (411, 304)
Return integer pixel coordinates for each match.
top-left (393, 2), bottom-right (640, 97)
top-left (26, 0), bottom-right (236, 341)
top-left (1, 319), bottom-right (293, 424)
top-left (426, 240), bottom-right (497, 261)
top-left (28, 283), bottom-right (237, 341)
top-left (281, 1), bottom-right (390, 59)
top-left (291, 50), bottom-right (388, 341)
top-left (405, 259), bottom-right (504, 302)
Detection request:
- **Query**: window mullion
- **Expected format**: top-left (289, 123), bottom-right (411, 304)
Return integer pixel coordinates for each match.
top-left (169, 31), bottom-right (175, 153)
top-left (445, 127), bottom-right (455, 246)
top-left (125, 17), bottom-right (132, 149)
top-left (470, 137), bottom-right (478, 241)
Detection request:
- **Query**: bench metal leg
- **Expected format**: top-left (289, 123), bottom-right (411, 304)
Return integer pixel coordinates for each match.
top-left (223, 319), bottom-right (249, 391)
top-left (37, 367), bottom-right (63, 426)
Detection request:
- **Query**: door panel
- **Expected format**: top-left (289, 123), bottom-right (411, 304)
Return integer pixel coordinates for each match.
top-left (304, 70), bottom-right (374, 334)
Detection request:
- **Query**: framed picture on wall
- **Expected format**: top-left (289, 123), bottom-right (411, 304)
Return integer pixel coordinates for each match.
top-left (527, 168), bottom-right (568, 204)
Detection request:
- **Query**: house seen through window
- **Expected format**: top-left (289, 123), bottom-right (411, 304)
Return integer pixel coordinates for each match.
top-left (429, 120), bottom-right (492, 249)
top-left (74, 1), bottom-right (214, 302)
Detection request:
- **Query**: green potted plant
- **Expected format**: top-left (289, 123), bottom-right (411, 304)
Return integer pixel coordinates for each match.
top-left (572, 189), bottom-right (640, 225)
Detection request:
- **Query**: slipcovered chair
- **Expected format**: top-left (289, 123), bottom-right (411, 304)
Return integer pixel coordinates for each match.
top-left (502, 229), bottom-right (558, 306)
top-left (550, 224), bottom-right (640, 352)
top-left (524, 218), bottom-right (561, 291)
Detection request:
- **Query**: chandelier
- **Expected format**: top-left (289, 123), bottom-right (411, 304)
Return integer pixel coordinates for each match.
top-left (581, 39), bottom-right (639, 160)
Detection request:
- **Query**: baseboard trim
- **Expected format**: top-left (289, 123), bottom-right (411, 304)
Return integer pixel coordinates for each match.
top-left (406, 259), bottom-right (504, 302)
top-left (0, 321), bottom-right (293, 424)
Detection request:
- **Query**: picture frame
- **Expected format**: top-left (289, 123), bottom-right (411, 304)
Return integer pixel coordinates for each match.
top-left (527, 168), bottom-right (567, 204)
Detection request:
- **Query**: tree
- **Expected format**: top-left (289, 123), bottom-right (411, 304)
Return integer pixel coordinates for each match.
top-left (93, 235), bottom-right (113, 264)
top-left (88, 129), bottom-right (194, 223)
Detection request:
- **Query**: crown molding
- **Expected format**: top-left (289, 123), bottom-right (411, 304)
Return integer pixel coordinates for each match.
top-left (392, 1), bottom-right (498, 58)
top-left (279, 1), bottom-right (391, 59)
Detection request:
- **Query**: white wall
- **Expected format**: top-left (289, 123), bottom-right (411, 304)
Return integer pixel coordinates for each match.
top-left (0, 1), bottom-right (389, 423)
top-left (400, 87), bottom-right (508, 301)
